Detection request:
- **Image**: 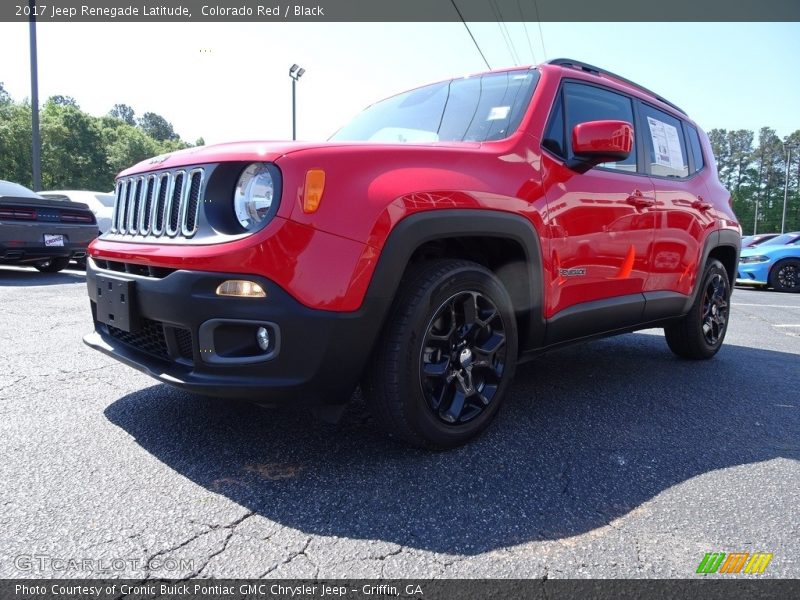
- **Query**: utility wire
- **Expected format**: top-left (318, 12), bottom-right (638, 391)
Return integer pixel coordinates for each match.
top-left (517, 0), bottom-right (537, 64)
top-left (450, 0), bottom-right (492, 70)
top-left (532, 0), bottom-right (547, 60)
top-left (490, 0), bottom-right (520, 65)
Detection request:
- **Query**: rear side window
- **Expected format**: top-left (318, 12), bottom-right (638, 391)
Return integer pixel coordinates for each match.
top-left (639, 104), bottom-right (689, 178)
top-left (561, 82), bottom-right (637, 173)
top-left (685, 125), bottom-right (705, 172)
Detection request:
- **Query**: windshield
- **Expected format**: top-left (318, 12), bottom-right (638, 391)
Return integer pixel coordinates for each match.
top-left (0, 180), bottom-right (40, 199)
top-left (331, 69), bottom-right (539, 143)
top-left (761, 233), bottom-right (800, 246)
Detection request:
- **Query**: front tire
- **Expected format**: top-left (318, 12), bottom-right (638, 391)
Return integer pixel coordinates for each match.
top-left (364, 259), bottom-right (518, 449)
top-left (34, 257), bottom-right (70, 273)
top-left (769, 259), bottom-right (800, 293)
top-left (664, 258), bottom-right (731, 359)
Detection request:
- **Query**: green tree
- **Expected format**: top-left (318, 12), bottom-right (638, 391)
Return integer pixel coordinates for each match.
top-left (108, 103), bottom-right (136, 126)
top-left (139, 111), bottom-right (178, 142)
top-left (781, 130), bottom-right (800, 232)
top-left (0, 82), bottom-right (10, 105)
top-left (99, 116), bottom-right (161, 178)
top-left (749, 128), bottom-right (784, 234)
top-left (39, 99), bottom-right (107, 190)
top-left (0, 101), bottom-right (34, 187)
top-left (47, 95), bottom-right (80, 108)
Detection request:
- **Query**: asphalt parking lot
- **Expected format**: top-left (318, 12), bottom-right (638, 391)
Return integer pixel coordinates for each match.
top-left (0, 266), bottom-right (798, 579)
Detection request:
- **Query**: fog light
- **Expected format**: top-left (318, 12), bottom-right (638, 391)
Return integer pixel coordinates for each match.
top-left (216, 280), bottom-right (266, 298)
top-left (256, 326), bottom-right (270, 351)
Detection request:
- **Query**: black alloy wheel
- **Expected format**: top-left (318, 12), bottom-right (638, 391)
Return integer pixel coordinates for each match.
top-left (770, 259), bottom-right (800, 293)
top-left (364, 259), bottom-right (518, 449)
top-left (420, 291), bottom-right (507, 425)
top-left (664, 258), bottom-right (731, 360)
top-left (700, 271), bottom-right (729, 345)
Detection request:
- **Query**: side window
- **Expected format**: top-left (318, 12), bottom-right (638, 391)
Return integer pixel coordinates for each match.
top-left (640, 104), bottom-right (689, 178)
top-left (686, 125), bottom-right (705, 172)
top-left (563, 82), bottom-right (638, 173)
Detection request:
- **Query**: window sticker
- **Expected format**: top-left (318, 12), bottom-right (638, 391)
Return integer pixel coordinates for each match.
top-left (487, 106), bottom-right (511, 120)
top-left (646, 116), bottom-right (684, 170)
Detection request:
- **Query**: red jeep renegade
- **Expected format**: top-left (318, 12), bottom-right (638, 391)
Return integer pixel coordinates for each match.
top-left (84, 59), bottom-right (740, 448)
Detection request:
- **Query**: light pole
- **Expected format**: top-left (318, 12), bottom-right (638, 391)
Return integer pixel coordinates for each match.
top-left (29, 0), bottom-right (41, 191)
top-left (289, 64), bottom-right (305, 141)
top-left (781, 143), bottom-right (795, 234)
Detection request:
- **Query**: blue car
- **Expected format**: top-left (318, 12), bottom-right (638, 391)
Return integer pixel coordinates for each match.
top-left (737, 232), bottom-right (800, 292)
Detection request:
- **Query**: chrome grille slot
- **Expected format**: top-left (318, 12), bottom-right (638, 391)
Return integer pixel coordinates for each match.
top-left (153, 172), bottom-right (170, 235)
top-left (111, 181), bottom-right (121, 232)
top-left (139, 174), bottom-right (156, 235)
top-left (182, 169), bottom-right (204, 237)
top-left (119, 179), bottom-right (133, 234)
top-left (166, 171), bottom-right (185, 237)
top-left (127, 177), bottom-right (143, 234)
top-left (111, 167), bottom-right (205, 240)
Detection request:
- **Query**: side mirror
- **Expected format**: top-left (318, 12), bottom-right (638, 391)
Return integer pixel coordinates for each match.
top-left (568, 120), bottom-right (633, 173)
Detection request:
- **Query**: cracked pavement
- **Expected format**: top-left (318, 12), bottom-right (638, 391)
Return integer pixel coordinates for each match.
top-left (0, 265), bottom-right (798, 579)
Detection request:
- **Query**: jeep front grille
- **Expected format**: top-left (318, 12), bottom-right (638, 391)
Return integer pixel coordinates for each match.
top-left (111, 168), bottom-right (204, 238)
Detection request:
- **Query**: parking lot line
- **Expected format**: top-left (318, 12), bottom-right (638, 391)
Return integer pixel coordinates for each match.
top-left (734, 303), bottom-right (800, 309)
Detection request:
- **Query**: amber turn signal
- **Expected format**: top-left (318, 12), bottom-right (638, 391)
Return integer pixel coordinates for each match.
top-left (302, 169), bottom-right (326, 214)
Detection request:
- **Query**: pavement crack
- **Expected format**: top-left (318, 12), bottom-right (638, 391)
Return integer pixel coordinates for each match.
top-left (258, 536), bottom-right (312, 578)
top-left (183, 529), bottom-right (237, 580)
top-left (0, 377), bottom-right (25, 394)
top-left (378, 547), bottom-right (403, 578)
top-left (142, 511), bottom-right (254, 579)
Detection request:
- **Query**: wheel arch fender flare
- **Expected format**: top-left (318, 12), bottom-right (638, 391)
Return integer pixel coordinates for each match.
top-left (363, 209), bottom-right (547, 350)
top-left (682, 229), bottom-right (741, 314)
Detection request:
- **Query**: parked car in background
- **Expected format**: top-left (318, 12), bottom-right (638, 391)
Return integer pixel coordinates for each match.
top-left (737, 232), bottom-right (800, 292)
top-left (0, 180), bottom-right (97, 273)
top-left (741, 233), bottom-right (780, 248)
top-left (40, 190), bottom-right (115, 234)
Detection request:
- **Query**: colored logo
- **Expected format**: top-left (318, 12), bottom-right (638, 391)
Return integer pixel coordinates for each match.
top-left (696, 552), bottom-right (773, 574)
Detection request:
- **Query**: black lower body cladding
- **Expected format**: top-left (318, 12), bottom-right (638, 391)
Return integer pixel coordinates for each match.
top-left (83, 259), bottom-right (382, 406)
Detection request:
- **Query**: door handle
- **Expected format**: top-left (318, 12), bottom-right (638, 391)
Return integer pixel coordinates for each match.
top-left (693, 199), bottom-right (713, 211)
top-left (626, 190), bottom-right (656, 208)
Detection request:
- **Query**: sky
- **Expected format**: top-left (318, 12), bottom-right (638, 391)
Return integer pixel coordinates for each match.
top-left (0, 22), bottom-right (798, 145)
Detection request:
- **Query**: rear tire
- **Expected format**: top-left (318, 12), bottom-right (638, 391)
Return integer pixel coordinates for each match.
top-left (34, 257), bottom-right (70, 273)
top-left (768, 259), bottom-right (800, 293)
top-left (363, 259), bottom-right (518, 449)
top-left (664, 258), bottom-right (731, 360)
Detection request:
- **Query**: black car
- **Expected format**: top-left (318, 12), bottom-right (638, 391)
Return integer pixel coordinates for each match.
top-left (0, 180), bottom-right (98, 273)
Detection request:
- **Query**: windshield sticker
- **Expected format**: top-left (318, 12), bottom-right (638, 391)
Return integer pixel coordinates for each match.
top-left (647, 116), bottom-right (684, 170)
top-left (487, 106), bottom-right (511, 121)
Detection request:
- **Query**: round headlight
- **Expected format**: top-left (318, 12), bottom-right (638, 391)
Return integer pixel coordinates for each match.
top-left (234, 163), bottom-right (275, 230)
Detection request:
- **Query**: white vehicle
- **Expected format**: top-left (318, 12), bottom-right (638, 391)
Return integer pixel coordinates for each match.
top-left (40, 190), bottom-right (115, 234)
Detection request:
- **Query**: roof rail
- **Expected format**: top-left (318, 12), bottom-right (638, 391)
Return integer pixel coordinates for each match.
top-left (546, 58), bottom-right (687, 116)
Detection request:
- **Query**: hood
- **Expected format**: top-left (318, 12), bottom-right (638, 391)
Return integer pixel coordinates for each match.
top-left (118, 140), bottom-right (347, 177)
top-left (117, 139), bottom-right (483, 178)
top-left (740, 244), bottom-right (790, 256)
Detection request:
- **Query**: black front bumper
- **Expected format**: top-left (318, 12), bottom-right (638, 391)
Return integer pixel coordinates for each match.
top-left (83, 259), bottom-right (382, 405)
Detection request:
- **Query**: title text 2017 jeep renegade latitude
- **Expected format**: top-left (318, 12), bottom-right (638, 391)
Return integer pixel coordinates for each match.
top-left (84, 59), bottom-right (740, 448)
